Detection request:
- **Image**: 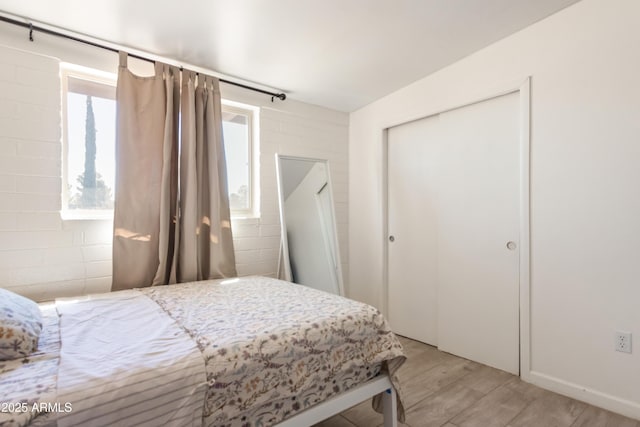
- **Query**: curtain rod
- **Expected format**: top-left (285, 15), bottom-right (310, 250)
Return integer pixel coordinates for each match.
top-left (0, 14), bottom-right (287, 102)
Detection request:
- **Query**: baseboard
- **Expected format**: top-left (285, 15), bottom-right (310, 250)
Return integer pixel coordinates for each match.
top-left (527, 371), bottom-right (640, 421)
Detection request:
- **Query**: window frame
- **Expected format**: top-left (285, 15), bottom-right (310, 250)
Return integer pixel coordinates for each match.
top-left (60, 64), bottom-right (260, 220)
top-left (60, 64), bottom-right (117, 220)
top-left (221, 100), bottom-right (260, 218)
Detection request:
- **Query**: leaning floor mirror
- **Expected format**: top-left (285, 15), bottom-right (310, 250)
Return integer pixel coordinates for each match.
top-left (276, 155), bottom-right (344, 296)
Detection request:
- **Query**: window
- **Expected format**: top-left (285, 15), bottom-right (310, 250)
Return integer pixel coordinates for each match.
top-left (61, 64), bottom-right (258, 219)
top-left (222, 101), bottom-right (259, 217)
top-left (61, 64), bottom-right (117, 219)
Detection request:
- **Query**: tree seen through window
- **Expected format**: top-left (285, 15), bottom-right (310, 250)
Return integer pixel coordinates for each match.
top-left (68, 95), bottom-right (114, 209)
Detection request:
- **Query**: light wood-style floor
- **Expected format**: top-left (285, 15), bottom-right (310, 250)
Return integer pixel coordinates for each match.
top-left (315, 336), bottom-right (639, 427)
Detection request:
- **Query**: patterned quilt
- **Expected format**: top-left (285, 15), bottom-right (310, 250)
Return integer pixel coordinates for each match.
top-left (142, 276), bottom-right (406, 426)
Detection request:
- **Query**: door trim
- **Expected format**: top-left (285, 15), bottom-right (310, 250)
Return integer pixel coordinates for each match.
top-left (382, 77), bottom-right (531, 377)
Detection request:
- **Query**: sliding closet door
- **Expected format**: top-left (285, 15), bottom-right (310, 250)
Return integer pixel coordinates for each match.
top-left (387, 91), bottom-right (520, 374)
top-left (436, 92), bottom-right (520, 375)
top-left (387, 114), bottom-right (440, 346)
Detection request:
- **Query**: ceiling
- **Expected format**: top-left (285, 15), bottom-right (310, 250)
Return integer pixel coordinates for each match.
top-left (0, 0), bottom-right (581, 112)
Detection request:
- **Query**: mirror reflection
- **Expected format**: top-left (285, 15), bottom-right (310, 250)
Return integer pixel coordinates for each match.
top-left (276, 155), bottom-right (344, 295)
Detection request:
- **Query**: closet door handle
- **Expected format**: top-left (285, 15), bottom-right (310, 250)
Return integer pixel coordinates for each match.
top-left (506, 241), bottom-right (517, 250)
top-left (389, 235), bottom-right (395, 242)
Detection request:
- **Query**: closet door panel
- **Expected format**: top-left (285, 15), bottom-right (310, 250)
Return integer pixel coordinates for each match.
top-left (387, 114), bottom-right (440, 345)
top-left (436, 92), bottom-right (520, 374)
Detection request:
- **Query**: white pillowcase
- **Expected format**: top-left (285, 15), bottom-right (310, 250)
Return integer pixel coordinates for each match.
top-left (0, 288), bottom-right (43, 360)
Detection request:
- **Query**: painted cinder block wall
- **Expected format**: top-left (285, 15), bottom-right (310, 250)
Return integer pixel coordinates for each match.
top-left (0, 26), bottom-right (348, 301)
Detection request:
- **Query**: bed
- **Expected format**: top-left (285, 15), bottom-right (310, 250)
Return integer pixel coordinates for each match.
top-left (0, 276), bottom-right (406, 427)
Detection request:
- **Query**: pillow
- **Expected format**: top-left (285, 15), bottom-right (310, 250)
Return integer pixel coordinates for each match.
top-left (0, 288), bottom-right (43, 360)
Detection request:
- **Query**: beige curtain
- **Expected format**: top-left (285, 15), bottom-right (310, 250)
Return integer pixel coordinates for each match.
top-left (112, 53), bottom-right (237, 291)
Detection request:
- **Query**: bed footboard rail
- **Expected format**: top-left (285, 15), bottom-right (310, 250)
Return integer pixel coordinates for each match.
top-left (275, 374), bottom-right (397, 427)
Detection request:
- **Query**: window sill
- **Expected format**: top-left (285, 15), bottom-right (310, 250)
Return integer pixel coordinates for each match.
top-left (61, 210), bottom-right (114, 221)
top-left (61, 211), bottom-right (258, 222)
top-left (231, 215), bottom-right (260, 224)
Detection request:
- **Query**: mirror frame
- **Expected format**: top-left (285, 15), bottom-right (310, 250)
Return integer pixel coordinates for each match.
top-left (275, 154), bottom-right (345, 296)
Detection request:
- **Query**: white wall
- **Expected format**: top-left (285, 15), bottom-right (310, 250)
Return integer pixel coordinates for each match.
top-left (230, 87), bottom-right (349, 282)
top-left (349, 0), bottom-right (639, 418)
top-left (0, 45), bottom-right (112, 301)
top-left (0, 23), bottom-right (348, 301)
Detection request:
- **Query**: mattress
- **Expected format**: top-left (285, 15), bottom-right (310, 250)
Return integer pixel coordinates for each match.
top-left (0, 276), bottom-right (405, 427)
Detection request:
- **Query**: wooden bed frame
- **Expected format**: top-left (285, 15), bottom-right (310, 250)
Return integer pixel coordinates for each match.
top-left (276, 374), bottom-right (397, 427)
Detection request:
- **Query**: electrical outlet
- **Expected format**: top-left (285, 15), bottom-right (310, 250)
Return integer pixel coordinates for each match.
top-left (615, 331), bottom-right (632, 354)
